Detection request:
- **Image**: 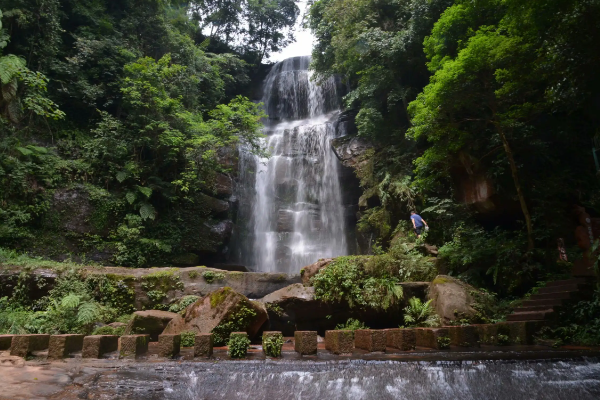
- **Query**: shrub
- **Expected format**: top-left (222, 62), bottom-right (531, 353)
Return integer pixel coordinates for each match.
top-left (181, 330), bottom-right (196, 347)
top-left (92, 325), bottom-right (125, 336)
top-left (203, 270), bottom-right (225, 284)
top-left (335, 318), bottom-right (369, 331)
top-left (228, 333), bottom-right (250, 358)
top-left (312, 256), bottom-right (403, 310)
top-left (168, 295), bottom-right (200, 314)
top-left (262, 333), bottom-right (284, 357)
top-left (403, 297), bottom-right (440, 327)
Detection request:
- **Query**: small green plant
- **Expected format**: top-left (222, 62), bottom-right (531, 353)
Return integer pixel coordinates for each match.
top-left (262, 333), bottom-right (284, 357)
top-left (211, 302), bottom-right (258, 346)
top-left (437, 336), bottom-right (451, 349)
top-left (168, 295), bottom-right (200, 314)
top-left (189, 271), bottom-right (199, 279)
top-left (497, 333), bottom-right (511, 346)
top-left (335, 318), bottom-right (369, 331)
top-left (203, 270), bottom-right (225, 284)
top-left (228, 334), bottom-right (251, 358)
top-left (92, 325), bottom-right (125, 336)
top-left (181, 330), bottom-right (196, 347)
top-left (403, 297), bottom-right (440, 327)
top-left (265, 303), bottom-right (284, 317)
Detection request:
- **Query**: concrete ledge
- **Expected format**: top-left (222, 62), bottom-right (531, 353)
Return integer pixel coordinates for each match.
top-left (119, 335), bottom-right (149, 359)
top-left (262, 331), bottom-right (283, 357)
top-left (415, 328), bottom-right (450, 349)
top-left (354, 329), bottom-right (386, 352)
top-left (505, 321), bottom-right (543, 345)
top-left (10, 334), bottom-right (50, 358)
top-left (446, 326), bottom-right (479, 347)
top-left (48, 334), bottom-right (85, 359)
top-left (386, 328), bottom-right (416, 351)
top-left (473, 324), bottom-right (501, 345)
top-left (82, 335), bottom-right (119, 358)
top-left (325, 330), bottom-right (354, 355)
top-left (158, 334), bottom-right (181, 358)
top-left (0, 334), bottom-right (14, 350)
top-left (294, 331), bottom-right (317, 355)
top-left (194, 333), bottom-right (213, 358)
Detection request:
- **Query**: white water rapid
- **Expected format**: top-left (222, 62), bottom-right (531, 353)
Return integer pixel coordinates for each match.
top-left (232, 56), bottom-right (349, 273)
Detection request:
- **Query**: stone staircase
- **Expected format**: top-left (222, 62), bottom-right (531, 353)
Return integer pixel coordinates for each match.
top-left (507, 278), bottom-right (595, 322)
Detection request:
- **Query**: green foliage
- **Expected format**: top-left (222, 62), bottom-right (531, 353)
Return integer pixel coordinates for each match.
top-left (203, 270), bottom-right (225, 284)
top-left (168, 295), bottom-right (200, 314)
top-left (0, 270), bottom-right (115, 335)
top-left (335, 318), bottom-right (368, 331)
top-left (437, 336), bottom-right (451, 349)
top-left (211, 303), bottom-right (257, 346)
top-left (92, 325), bottom-right (125, 336)
top-left (312, 256), bottom-right (404, 310)
top-left (262, 332), bottom-right (284, 357)
top-left (534, 290), bottom-right (600, 346)
top-left (403, 297), bottom-right (440, 328)
top-left (0, 0), bottom-right (299, 267)
top-left (181, 330), bottom-right (196, 347)
top-left (227, 333), bottom-right (251, 358)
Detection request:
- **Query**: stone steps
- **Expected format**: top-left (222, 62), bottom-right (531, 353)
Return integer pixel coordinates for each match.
top-left (507, 276), bottom-right (595, 323)
top-left (521, 298), bottom-right (564, 308)
top-left (512, 305), bottom-right (555, 312)
top-left (506, 310), bottom-right (554, 322)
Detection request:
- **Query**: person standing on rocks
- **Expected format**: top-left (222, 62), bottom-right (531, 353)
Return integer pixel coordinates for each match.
top-left (410, 211), bottom-right (428, 238)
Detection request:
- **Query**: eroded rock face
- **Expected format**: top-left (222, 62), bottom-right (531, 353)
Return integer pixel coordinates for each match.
top-left (428, 275), bottom-right (478, 324)
top-left (162, 287), bottom-right (268, 344)
top-left (124, 310), bottom-right (180, 341)
top-left (331, 135), bottom-right (374, 168)
top-left (51, 186), bottom-right (99, 235)
top-left (300, 258), bottom-right (334, 285)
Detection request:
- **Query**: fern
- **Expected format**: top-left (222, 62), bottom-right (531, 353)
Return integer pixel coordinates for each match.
top-left (403, 297), bottom-right (440, 327)
top-left (61, 293), bottom-right (82, 309)
top-left (0, 54), bottom-right (25, 84)
top-left (77, 302), bottom-right (102, 325)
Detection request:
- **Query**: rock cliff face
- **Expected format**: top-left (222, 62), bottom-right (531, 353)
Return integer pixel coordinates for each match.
top-left (27, 147), bottom-right (240, 267)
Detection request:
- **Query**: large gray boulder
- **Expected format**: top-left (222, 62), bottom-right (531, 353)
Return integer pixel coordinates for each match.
top-left (428, 275), bottom-right (479, 324)
top-left (162, 287), bottom-right (268, 345)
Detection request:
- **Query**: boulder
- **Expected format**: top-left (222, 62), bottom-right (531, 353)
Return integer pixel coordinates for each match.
top-left (162, 287), bottom-right (268, 345)
top-left (300, 258), bottom-right (334, 285)
top-left (428, 275), bottom-right (479, 324)
top-left (124, 310), bottom-right (180, 341)
top-left (258, 283), bottom-right (425, 335)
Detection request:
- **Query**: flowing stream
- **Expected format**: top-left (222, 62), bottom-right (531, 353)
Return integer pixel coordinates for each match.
top-left (57, 358), bottom-right (600, 399)
top-left (231, 56), bottom-right (349, 273)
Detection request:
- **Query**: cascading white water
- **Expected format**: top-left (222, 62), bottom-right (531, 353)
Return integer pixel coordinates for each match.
top-left (232, 56), bottom-right (348, 273)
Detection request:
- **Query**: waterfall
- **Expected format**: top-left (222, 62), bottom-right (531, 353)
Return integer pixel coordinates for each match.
top-left (231, 56), bottom-right (349, 273)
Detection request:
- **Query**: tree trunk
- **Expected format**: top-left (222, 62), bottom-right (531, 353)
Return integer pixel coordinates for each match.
top-left (497, 126), bottom-right (534, 250)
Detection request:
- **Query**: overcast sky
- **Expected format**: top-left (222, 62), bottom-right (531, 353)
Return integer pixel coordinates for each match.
top-left (269, 0), bottom-right (314, 62)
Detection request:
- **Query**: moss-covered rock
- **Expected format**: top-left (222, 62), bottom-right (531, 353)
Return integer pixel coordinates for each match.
top-left (162, 287), bottom-right (268, 346)
top-left (428, 275), bottom-right (483, 324)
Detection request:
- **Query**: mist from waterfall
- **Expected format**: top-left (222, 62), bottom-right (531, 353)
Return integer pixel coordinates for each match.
top-left (231, 56), bottom-right (348, 274)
